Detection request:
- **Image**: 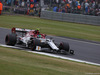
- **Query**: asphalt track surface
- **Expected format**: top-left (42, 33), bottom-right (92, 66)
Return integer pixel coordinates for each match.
top-left (0, 28), bottom-right (100, 64)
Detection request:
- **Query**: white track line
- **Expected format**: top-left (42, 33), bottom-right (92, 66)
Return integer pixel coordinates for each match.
top-left (0, 44), bottom-right (100, 66)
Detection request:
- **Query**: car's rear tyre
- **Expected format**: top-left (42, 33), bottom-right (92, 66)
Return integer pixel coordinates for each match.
top-left (31, 39), bottom-right (41, 51)
top-left (5, 34), bottom-right (17, 46)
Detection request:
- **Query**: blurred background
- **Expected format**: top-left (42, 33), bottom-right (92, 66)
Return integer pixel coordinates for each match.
top-left (0, 0), bottom-right (100, 16)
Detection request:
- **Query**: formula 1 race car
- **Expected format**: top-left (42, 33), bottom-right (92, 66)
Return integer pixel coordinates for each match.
top-left (5, 28), bottom-right (74, 54)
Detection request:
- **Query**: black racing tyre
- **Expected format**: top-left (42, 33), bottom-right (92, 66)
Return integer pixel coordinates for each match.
top-left (31, 39), bottom-right (41, 51)
top-left (59, 42), bottom-right (70, 52)
top-left (5, 34), bottom-right (17, 46)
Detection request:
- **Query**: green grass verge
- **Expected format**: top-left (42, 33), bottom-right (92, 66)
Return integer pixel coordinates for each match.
top-left (0, 15), bottom-right (100, 42)
top-left (0, 46), bottom-right (100, 75)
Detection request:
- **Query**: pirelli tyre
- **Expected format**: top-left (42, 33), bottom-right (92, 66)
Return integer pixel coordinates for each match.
top-left (5, 34), bottom-right (17, 46)
top-left (59, 42), bottom-right (70, 52)
top-left (59, 42), bottom-right (71, 54)
top-left (31, 39), bottom-right (41, 51)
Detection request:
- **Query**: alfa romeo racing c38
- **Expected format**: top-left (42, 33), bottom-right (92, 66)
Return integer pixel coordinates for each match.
top-left (5, 28), bottom-right (74, 54)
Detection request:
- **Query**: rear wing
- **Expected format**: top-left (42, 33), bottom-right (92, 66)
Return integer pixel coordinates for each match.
top-left (11, 27), bottom-right (34, 33)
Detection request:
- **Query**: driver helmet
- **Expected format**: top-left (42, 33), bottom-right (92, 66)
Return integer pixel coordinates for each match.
top-left (35, 28), bottom-right (40, 34)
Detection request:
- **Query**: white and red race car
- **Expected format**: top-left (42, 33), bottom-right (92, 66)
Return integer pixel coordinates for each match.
top-left (5, 28), bottom-right (74, 54)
